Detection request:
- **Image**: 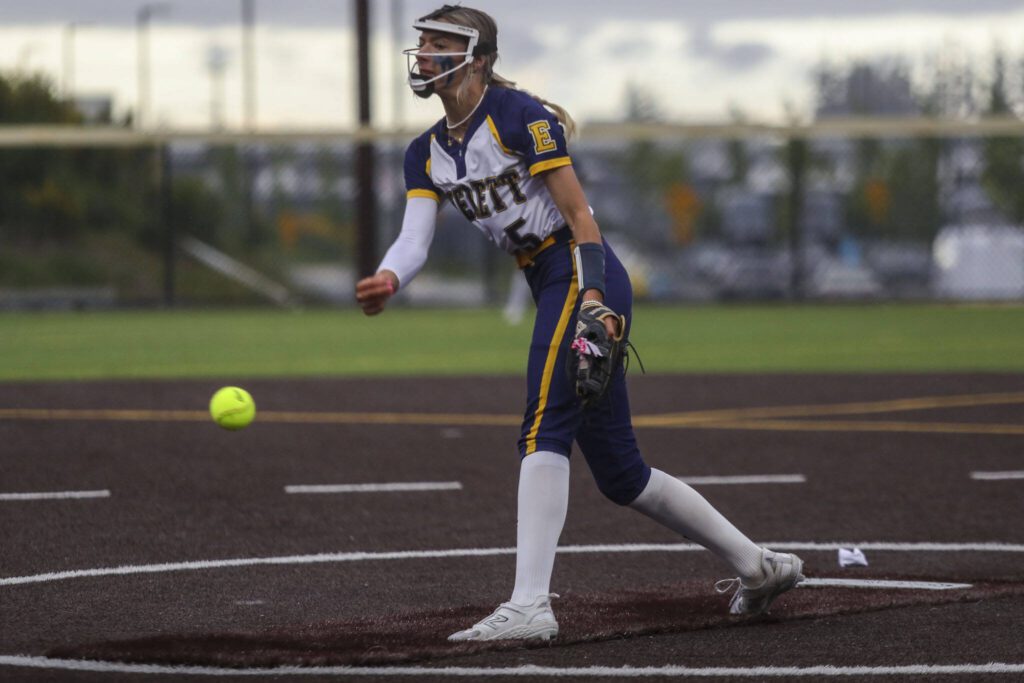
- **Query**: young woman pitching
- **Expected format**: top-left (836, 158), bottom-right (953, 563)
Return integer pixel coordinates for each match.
top-left (356, 4), bottom-right (804, 642)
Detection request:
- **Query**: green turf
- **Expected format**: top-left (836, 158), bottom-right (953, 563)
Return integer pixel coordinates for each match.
top-left (2, 304), bottom-right (1023, 380)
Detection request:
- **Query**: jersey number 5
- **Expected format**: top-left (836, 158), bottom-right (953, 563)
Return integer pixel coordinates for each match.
top-left (503, 217), bottom-right (541, 250)
top-left (527, 121), bottom-right (557, 154)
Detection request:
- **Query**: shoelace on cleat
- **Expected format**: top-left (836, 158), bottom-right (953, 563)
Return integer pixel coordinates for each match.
top-left (714, 577), bottom-right (741, 594)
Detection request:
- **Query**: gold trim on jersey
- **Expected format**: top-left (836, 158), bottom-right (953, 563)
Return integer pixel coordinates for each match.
top-left (515, 232), bottom-right (559, 269)
top-left (407, 189), bottom-right (440, 202)
top-left (486, 115), bottom-right (513, 155)
top-left (529, 156), bottom-right (572, 176)
top-left (524, 241), bottom-right (578, 455)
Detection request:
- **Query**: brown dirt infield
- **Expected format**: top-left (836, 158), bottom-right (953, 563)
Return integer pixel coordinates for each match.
top-left (1, 373), bottom-right (1022, 681)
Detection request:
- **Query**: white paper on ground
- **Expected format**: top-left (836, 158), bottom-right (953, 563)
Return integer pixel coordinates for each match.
top-left (838, 547), bottom-right (869, 567)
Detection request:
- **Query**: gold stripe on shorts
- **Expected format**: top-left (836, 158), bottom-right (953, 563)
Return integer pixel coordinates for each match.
top-left (524, 242), bottom-right (578, 454)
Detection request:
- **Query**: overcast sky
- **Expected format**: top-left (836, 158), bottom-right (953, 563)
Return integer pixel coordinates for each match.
top-left (1, 1), bottom-right (1022, 129)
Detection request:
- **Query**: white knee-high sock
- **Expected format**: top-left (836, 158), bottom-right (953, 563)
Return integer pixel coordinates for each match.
top-left (630, 468), bottom-right (764, 581)
top-left (509, 450), bottom-right (570, 606)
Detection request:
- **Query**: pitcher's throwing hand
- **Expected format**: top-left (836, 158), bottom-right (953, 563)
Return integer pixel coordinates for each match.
top-left (355, 271), bottom-right (398, 315)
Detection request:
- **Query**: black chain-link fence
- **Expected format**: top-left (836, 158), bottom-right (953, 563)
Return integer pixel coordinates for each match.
top-left (2, 125), bottom-right (1023, 309)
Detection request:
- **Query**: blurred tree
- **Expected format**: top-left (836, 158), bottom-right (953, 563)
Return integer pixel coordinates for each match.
top-left (814, 58), bottom-right (943, 240)
top-left (815, 59), bottom-right (917, 118)
top-left (917, 47), bottom-right (981, 118)
top-left (206, 146), bottom-right (249, 245)
top-left (0, 71), bottom-right (161, 246)
top-left (623, 82), bottom-right (661, 123)
top-left (619, 81), bottom-right (695, 244)
top-left (0, 69), bottom-right (232, 299)
top-left (160, 178), bottom-right (224, 247)
top-left (726, 106), bottom-right (750, 185)
top-left (316, 146), bottom-right (350, 257)
top-left (845, 137), bottom-right (883, 237)
top-left (0, 73), bottom-right (80, 124)
top-left (863, 178), bottom-right (890, 227)
top-left (843, 135), bottom-right (940, 241)
top-left (0, 72), bottom-right (83, 242)
top-left (981, 51), bottom-right (1024, 223)
top-left (664, 182), bottom-right (701, 245)
top-left (883, 138), bottom-right (941, 239)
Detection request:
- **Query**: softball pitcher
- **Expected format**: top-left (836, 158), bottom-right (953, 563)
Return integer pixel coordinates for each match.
top-left (356, 4), bottom-right (804, 642)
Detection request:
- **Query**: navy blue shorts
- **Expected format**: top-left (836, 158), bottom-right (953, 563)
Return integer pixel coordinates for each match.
top-left (517, 228), bottom-right (651, 505)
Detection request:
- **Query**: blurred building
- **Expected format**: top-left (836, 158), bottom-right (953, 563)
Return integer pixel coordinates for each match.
top-left (72, 95), bottom-right (113, 125)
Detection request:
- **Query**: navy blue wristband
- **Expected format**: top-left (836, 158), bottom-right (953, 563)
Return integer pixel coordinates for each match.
top-left (574, 242), bottom-right (606, 297)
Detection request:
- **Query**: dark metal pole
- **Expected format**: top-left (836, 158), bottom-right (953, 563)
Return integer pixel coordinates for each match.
top-left (241, 0), bottom-right (256, 129)
top-left (62, 23), bottom-right (79, 100)
top-left (786, 136), bottom-right (806, 299)
top-left (387, 0), bottom-right (404, 261)
top-left (241, 0), bottom-right (257, 246)
top-left (136, 9), bottom-right (151, 128)
top-left (391, 0), bottom-right (403, 131)
top-left (355, 0), bottom-right (377, 278)
top-left (159, 145), bottom-right (176, 307)
top-left (136, 4), bottom-right (170, 128)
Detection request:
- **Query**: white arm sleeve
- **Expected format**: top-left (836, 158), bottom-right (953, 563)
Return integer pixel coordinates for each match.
top-left (377, 197), bottom-right (438, 289)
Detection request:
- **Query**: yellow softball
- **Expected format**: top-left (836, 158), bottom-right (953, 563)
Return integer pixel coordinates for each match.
top-left (209, 386), bottom-right (256, 431)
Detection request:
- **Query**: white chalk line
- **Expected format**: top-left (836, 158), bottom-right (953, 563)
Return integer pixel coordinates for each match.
top-left (0, 490), bottom-right (110, 501)
top-left (3, 541), bottom-right (1022, 588)
top-left (971, 471), bottom-right (1024, 480)
top-left (800, 578), bottom-right (971, 591)
top-left (287, 477), bottom-right (803, 493)
top-left (285, 478), bottom-right (803, 493)
top-left (1, 656), bottom-right (1023, 678)
top-left (285, 482), bottom-right (462, 494)
top-left (680, 474), bottom-right (805, 485)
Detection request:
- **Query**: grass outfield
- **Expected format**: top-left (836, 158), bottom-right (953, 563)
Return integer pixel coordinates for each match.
top-left (2, 303), bottom-right (1024, 380)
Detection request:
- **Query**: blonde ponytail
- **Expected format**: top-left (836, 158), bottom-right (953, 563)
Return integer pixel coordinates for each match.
top-left (531, 92), bottom-right (577, 140)
top-left (485, 71), bottom-right (576, 139)
top-left (431, 5), bottom-right (578, 139)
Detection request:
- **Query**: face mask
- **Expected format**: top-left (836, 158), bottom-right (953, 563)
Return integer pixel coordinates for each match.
top-left (403, 18), bottom-right (492, 98)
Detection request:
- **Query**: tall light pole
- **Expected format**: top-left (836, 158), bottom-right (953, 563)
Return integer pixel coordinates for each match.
top-left (240, 0), bottom-right (258, 246)
top-left (62, 22), bottom-right (88, 101)
top-left (241, 0), bottom-right (256, 130)
top-left (206, 45), bottom-right (229, 130)
top-left (136, 3), bottom-right (170, 128)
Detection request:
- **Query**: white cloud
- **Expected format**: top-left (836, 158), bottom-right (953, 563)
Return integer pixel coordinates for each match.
top-left (513, 21), bottom-right (691, 122)
top-left (715, 10), bottom-right (1024, 62)
top-left (1, 7), bottom-right (1022, 130)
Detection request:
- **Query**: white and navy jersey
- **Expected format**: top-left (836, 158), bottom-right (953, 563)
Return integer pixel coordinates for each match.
top-left (404, 87), bottom-right (572, 255)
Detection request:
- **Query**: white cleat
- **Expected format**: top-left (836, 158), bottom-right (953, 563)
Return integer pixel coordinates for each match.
top-left (716, 549), bottom-right (805, 616)
top-left (447, 593), bottom-right (559, 642)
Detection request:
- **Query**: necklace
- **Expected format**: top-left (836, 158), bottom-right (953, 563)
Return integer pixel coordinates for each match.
top-left (446, 85), bottom-right (489, 130)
